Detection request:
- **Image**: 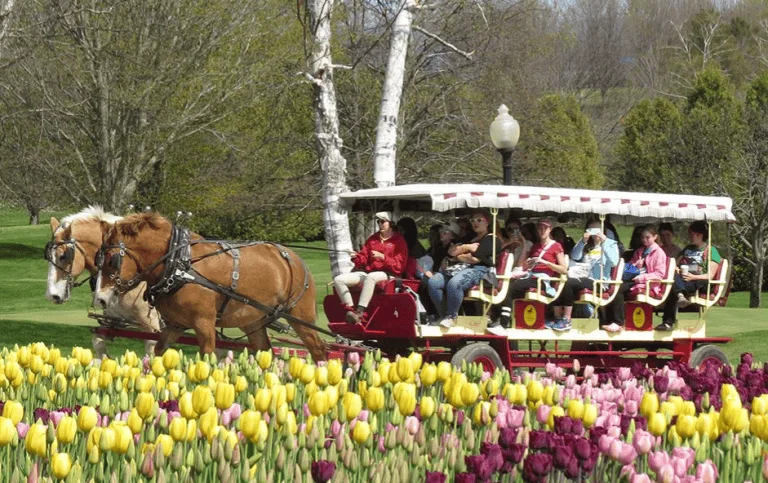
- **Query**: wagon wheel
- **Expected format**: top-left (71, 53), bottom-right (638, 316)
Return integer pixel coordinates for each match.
top-left (689, 345), bottom-right (728, 369)
top-left (451, 343), bottom-right (504, 373)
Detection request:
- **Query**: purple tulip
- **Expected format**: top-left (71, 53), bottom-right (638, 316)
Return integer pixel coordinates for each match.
top-left (503, 443), bottom-right (526, 466)
top-left (742, 353), bottom-right (754, 367)
top-left (456, 410), bottom-right (465, 425)
top-left (424, 471), bottom-right (447, 483)
top-left (522, 453), bottom-right (553, 482)
top-left (499, 427), bottom-right (518, 448)
top-left (33, 408), bottom-right (49, 425)
top-left (573, 437), bottom-right (592, 460)
top-left (654, 375), bottom-right (669, 394)
top-left (310, 460), bottom-right (336, 483)
top-left (454, 473), bottom-right (476, 483)
top-left (564, 455), bottom-right (580, 479)
top-left (581, 451), bottom-right (599, 473)
top-left (553, 416), bottom-right (572, 435)
top-left (465, 454), bottom-right (494, 481)
top-left (529, 431), bottom-right (550, 450)
top-left (588, 426), bottom-right (607, 445)
top-left (480, 443), bottom-right (504, 473)
top-left (553, 445), bottom-right (573, 469)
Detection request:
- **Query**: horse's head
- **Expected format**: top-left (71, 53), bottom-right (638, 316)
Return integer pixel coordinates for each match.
top-left (45, 207), bottom-right (121, 303)
top-left (94, 212), bottom-right (170, 309)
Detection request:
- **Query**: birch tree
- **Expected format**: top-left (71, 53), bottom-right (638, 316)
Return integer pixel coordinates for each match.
top-left (306, 0), bottom-right (353, 277)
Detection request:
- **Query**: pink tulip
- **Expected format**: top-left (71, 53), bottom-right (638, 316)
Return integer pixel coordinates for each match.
top-left (554, 367), bottom-right (565, 380)
top-left (593, 389), bottom-right (606, 404)
top-left (566, 374), bottom-right (576, 389)
top-left (545, 363), bottom-right (557, 377)
top-left (16, 422), bottom-right (29, 439)
top-left (672, 447), bottom-right (695, 472)
top-left (598, 435), bottom-right (615, 455)
top-left (298, 423), bottom-right (306, 434)
top-left (378, 435), bottom-right (386, 453)
top-left (536, 405), bottom-right (551, 425)
top-left (632, 430), bottom-right (654, 455)
top-left (648, 451), bottom-right (670, 473)
top-left (618, 367), bottom-right (631, 382)
top-left (220, 409), bottom-right (232, 427)
top-left (481, 371), bottom-right (491, 382)
top-left (405, 416), bottom-right (420, 435)
top-left (330, 420), bottom-right (342, 437)
top-left (631, 474), bottom-right (652, 483)
top-left (621, 463), bottom-right (636, 481)
top-left (508, 409), bottom-right (524, 429)
top-left (303, 403), bottom-right (310, 418)
top-left (358, 410), bottom-right (369, 422)
top-left (680, 477), bottom-right (703, 483)
top-left (607, 425), bottom-right (622, 439)
top-left (671, 457), bottom-right (689, 478)
top-left (609, 439), bottom-right (624, 460)
top-left (347, 352), bottom-right (360, 371)
top-left (618, 443), bottom-right (638, 466)
top-left (657, 464), bottom-right (676, 483)
top-left (590, 374), bottom-right (599, 386)
top-left (228, 404), bottom-right (241, 421)
top-left (764, 454), bottom-right (768, 481)
top-left (695, 460), bottom-right (718, 483)
top-left (582, 364), bottom-right (594, 379)
top-left (582, 385), bottom-right (593, 400)
top-left (28, 462), bottom-right (38, 483)
top-left (385, 423), bottom-right (395, 433)
top-left (625, 400), bottom-right (639, 417)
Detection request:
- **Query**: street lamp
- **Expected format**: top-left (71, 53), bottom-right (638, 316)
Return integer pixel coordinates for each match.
top-left (489, 104), bottom-right (520, 186)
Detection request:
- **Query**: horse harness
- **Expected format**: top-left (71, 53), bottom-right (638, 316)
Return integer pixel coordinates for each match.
top-left (44, 235), bottom-right (96, 293)
top-left (98, 225), bottom-right (337, 339)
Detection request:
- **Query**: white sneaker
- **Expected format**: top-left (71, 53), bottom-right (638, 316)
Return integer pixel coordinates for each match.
top-left (677, 293), bottom-right (691, 309)
top-left (439, 317), bottom-right (455, 328)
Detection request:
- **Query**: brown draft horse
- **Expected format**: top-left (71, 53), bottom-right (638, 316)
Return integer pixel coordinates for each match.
top-left (45, 207), bottom-right (161, 356)
top-left (93, 212), bottom-right (327, 361)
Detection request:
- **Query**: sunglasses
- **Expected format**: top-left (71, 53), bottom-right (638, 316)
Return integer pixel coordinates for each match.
top-left (470, 217), bottom-right (486, 223)
top-left (506, 227), bottom-right (520, 234)
top-left (377, 219), bottom-right (388, 224)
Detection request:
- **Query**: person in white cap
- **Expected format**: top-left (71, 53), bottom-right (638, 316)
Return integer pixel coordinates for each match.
top-left (333, 211), bottom-right (409, 324)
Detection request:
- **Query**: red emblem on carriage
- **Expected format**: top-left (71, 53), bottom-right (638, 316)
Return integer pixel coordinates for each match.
top-left (519, 194), bottom-right (530, 199)
top-left (443, 193), bottom-right (456, 199)
top-left (561, 196), bottom-right (570, 201)
top-left (540, 195), bottom-right (550, 200)
top-left (497, 193), bottom-right (509, 197)
top-left (601, 198), bottom-right (610, 203)
top-left (641, 201), bottom-right (650, 206)
top-left (471, 192), bottom-right (484, 197)
top-left (659, 202), bottom-right (669, 206)
top-left (679, 203), bottom-right (688, 208)
top-left (580, 197), bottom-right (590, 202)
top-left (621, 199), bottom-right (630, 204)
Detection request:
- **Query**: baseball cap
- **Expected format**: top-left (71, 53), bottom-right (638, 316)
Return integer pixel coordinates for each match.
top-left (375, 211), bottom-right (394, 223)
top-left (440, 221), bottom-right (461, 236)
top-left (537, 218), bottom-right (553, 228)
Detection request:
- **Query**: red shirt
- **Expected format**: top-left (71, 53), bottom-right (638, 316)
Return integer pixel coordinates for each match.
top-left (529, 240), bottom-right (564, 277)
top-left (353, 231), bottom-right (408, 276)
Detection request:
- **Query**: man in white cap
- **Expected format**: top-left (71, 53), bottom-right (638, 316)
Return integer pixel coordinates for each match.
top-left (333, 211), bottom-right (409, 324)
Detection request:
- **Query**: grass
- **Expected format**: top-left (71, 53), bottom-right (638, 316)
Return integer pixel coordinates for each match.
top-left (1, 206), bottom-right (766, 365)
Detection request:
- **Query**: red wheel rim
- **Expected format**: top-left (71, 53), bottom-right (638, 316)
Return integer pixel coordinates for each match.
top-left (474, 356), bottom-right (496, 374)
top-left (699, 356), bottom-right (723, 368)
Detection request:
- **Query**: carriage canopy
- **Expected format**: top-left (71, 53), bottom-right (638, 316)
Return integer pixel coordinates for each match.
top-left (339, 184), bottom-right (736, 223)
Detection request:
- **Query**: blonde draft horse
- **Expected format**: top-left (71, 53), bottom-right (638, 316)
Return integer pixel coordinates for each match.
top-left (93, 213), bottom-right (327, 361)
top-left (45, 207), bottom-right (161, 357)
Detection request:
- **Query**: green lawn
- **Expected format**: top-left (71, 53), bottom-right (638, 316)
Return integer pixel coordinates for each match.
top-left (1, 206), bottom-right (766, 365)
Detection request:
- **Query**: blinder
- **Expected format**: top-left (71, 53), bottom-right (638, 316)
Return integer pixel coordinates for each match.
top-left (44, 239), bottom-right (75, 270)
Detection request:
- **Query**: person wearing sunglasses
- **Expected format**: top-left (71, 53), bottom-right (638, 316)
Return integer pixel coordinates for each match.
top-left (427, 209), bottom-right (502, 328)
top-left (333, 211), bottom-right (408, 325)
top-left (501, 217), bottom-right (531, 268)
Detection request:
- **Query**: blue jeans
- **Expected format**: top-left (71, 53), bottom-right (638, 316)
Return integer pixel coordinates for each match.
top-left (427, 266), bottom-right (488, 318)
top-left (416, 255), bottom-right (434, 280)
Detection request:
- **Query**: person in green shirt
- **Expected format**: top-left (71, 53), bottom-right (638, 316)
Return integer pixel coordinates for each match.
top-left (655, 220), bottom-right (722, 331)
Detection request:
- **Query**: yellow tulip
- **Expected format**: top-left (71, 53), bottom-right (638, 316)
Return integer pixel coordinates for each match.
top-left (285, 383), bottom-right (296, 403)
top-left (56, 416), bottom-right (77, 445)
top-left (676, 414), bottom-right (697, 439)
top-left (4, 361), bottom-right (20, 381)
top-left (681, 401), bottom-right (696, 416)
top-left (396, 390), bottom-right (417, 416)
top-left (733, 407), bottom-right (749, 432)
top-left (86, 427), bottom-right (103, 454)
top-left (192, 385), bottom-right (213, 415)
top-left (315, 366), bottom-right (329, 387)
top-left (135, 375), bottom-right (154, 393)
top-left (513, 384), bottom-right (527, 406)
top-left (408, 352), bottom-right (423, 371)
top-left (753, 397), bottom-right (768, 416)
top-left (257, 419), bottom-right (269, 444)
top-left (568, 399), bottom-right (585, 420)
top-left (327, 359), bottom-right (343, 386)
top-left (29, 355), bottom-right (44, 374)
top-left (99, 427), bottom-right (116, 452)
top-left (640, 392), bottom-right (659, 418)
top-left (583, 404), bottom-right (598, 428)
top-left (288, 357), bottom-right (305, 380)
top-left (326, 385), bottom-right (339, 407)
top-left (175, 393), bottom-right (194, 420)
top-left (215, 383), bottom-right (235, 410)
top-left (546, 406), bottom-right (565, 429)
top-left (126, 408), bottom-right (143, 435)
top-left (162, 349), bottom-right (180, 370)
top-left (153, 434), bottom-right (173, 457)
top-left (461, 383), bottom-right (481, 407)
top-left (436, 361), bottom-right (452, 382)
top-left (257, 350), bottom-right (273, 370)
top-left (123, 351), bottom-right (139, 368)
top-left (2, 400), bottom-right (22, 426)
top-left (76, 348), bottom-right (93, 366)
top-left (135, 392), bottom-right (156, 420)
top-left (721, 384), bottom-right (740, 404)
top-left (352, 421), bottom-right (371, 444)
top-left (151, 357), bottom-right (166, 377)
top-left (235, 376), bottom-right (248, 393)
top-left (240, 410), bottom-right (261, 441)
top-left (199, 407), bottom-right (218, 439)
top-left (527, 380), bottom-right (544, 403)
top-left (255, 388), bottom-right (272, 413)
top-left (285, 410), bottom-right (298, 435)
top-left (299, 364), bottom-right (316, 385)
top-left (78, 406), bottom-right (98, 432)
top-left (101, 358), bottom-right (117, 376)
top-left (542, 385), bottom-right (556, 406)
top-left (309, 391), bottom-right (330, 416)
top-left (51, 452), bottom-right (72, 480)
top-left (696, 413), bottom-right (716, 440)
top-left (420, 396), bottom-right (436, 419)
top-left (343, 393), bottom-right (363, 421)
top-left (111, 422), bottom-right (132, 454)
top-left (26, 423), bottom-right (47, 457)
top-left (420, 364), bottom-right (437, 386)
top-left (649, 412), bottom-right (667, 436)
top-left (396, 357), bottom-right (414, 382)
top-left (272, 385), bottom-right (287, 409)
top-left (0, 417), bottom-right (17, 445)
top-left (366, 387), bottom-right (385, 412)
top-left (185, 419), bottom-right (197, 442)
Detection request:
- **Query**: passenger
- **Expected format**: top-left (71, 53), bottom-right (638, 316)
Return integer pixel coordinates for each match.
top-left (550, 218), bottom-right (620, 331)
top-left (427, 209), bottom-right (501, 328)
top-left (604, 216), bottom-right (624, 253)
top-left (418, 222), bottom-right (459, 317)
top-left (622, 225), bottom-right (645, 262)
top-left (551, 226), bottom-right (576, 256)
top-left (658, 222), bottom-right (682, 259)
top-left (333, 211), bottom-right (408, 324)
top-left (521, 222), bottom-right (539, 245)
top-left (456, 217), bottom-right (476, 243)
top-left (396, 217), bottom-right (427, 278)
top-left (501, 217), bottom-right (532, 267)
top-left (655, 221), bottom-right (721, 331)
top-left (493, 218), bottom-right (568, 330)
top-left (601, 225), bottom-right (667, 333)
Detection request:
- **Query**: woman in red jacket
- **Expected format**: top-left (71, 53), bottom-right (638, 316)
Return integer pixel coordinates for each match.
top-left (333, 211), bottom-right (409, 324)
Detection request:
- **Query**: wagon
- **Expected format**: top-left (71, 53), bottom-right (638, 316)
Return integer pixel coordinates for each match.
top-left (323, 183), bottom-right (736, 373)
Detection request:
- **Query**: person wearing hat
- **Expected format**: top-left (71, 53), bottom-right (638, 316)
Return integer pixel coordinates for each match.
top-left (427, 209), bottom-right (502, 328)
top-left (491, 217), bottom-right (568, 332)
top-left (416, 221), bottom-right (460, 280)
top-left (333, 211), bottom-right (409, 324)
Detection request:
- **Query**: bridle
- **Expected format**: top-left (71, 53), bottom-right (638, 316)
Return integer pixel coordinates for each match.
top-left (44, 237), bottom-right (93, 292)
top-left (95, 240), bottom-right (147, 294)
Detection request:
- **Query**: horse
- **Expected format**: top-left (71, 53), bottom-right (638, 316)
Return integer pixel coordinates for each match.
top-left (45, 207), bottom-right (161, 357)
top-left (92, 212), bottom-right (327, 361)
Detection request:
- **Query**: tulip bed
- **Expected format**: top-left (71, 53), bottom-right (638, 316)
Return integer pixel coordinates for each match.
top-left (0, 344), bottom-right (766, 483)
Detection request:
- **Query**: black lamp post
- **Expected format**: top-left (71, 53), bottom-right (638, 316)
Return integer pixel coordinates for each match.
top-left (489, 104), bottom-right (520, 186)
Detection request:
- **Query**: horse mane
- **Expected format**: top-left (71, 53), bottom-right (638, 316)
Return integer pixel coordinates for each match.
top-left (61, 206), bottom-right (123, 227)
top-left (117, 212), bottom-right (170, 238)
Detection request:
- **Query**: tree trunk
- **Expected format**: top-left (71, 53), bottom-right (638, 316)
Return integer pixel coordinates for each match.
top-left (750, 230), bottom-right (764, 307)
top-left (0, 0), bottom-right (14, 49)
top-left (372, 1), bottom-right (413, 189)
top-left (28, 207), bottom-right (39, 226)
top-left (307, 0), bottom-right (354, 277)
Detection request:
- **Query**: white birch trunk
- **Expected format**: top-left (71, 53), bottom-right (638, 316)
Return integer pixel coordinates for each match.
top-left (0, 0), bottom-right (15, 54)
top-left (308, 0), bottom-right (354, 277)
top-left (372, 1), bottom-right (414, 188)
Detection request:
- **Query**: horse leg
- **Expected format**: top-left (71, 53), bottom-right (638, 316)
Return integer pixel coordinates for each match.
top-left (243, 322), bottom-right (272, 354)
top-left (193, 319), bottom-right (218, 355)
top-left (155, 328), bottom-right (184, 356)
top-left (288, 294), bottom-right (328, 362)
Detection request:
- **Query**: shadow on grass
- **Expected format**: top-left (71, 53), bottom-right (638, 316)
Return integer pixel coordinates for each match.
top-left (0, 243), bottom-right (42, 259)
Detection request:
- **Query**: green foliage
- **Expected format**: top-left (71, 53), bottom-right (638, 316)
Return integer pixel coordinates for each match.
top-left (687, 69), bottom-right (737, 111)
top-left (520, 95), bottom-right (603, 188)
